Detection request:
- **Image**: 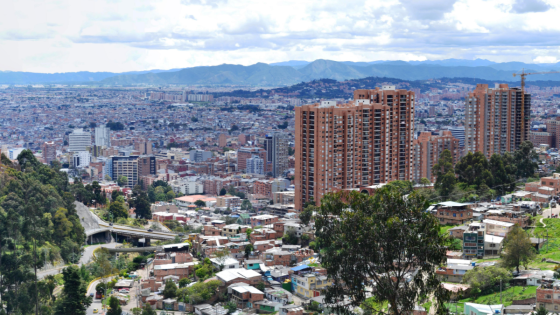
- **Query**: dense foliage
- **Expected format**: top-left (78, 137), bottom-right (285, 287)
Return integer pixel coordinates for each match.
top-left (315, 187), bottom-right (450, 315)
top-left (0, 150), bottom-right (87, 314)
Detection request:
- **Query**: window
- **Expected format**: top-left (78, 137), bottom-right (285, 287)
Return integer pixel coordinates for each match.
top-left (547, 295), bottom-right (552, 299)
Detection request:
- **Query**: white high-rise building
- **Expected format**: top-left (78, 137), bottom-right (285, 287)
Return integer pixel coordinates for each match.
top-left (72, 151), bottom-right (91, 168)
top-left (95, 125), bottom-right (111, 147)
top-left (8, 148), bottom-right (24, 160)
top-left (246, 155), bottom-right (264, 175)
top-left (68, 129), bottom-right (92, 152)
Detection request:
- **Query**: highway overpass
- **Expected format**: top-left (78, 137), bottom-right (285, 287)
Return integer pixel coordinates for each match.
top-left (75, 201), bottom-right (178, 242)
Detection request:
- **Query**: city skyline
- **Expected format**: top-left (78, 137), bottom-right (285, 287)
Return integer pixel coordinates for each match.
top-left (1, 0), bottom-right (559, 73)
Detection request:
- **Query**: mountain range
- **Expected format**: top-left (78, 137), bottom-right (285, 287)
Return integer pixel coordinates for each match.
top-left (3, 59), bottom-right (560, 86)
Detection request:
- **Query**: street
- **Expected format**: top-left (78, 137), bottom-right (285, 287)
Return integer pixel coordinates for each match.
top-left (541, 203), bottom-right (560, 220)
top-left (38, 242), bottom-right (118, 279)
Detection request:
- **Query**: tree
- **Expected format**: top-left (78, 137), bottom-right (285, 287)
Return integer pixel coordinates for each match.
top-left (54, 266), bottom-right (92, 315)
top-left (107, 296), bottom-right (122, 315)
top-left (454, 151), bottom-right (492, 189)
top-left (462, 266), bottom-right (512, 297)
top-left (535, 305), bottom-right (548, 315)
top-left (299, 204), bottom-right (315, 226)
top-left (108, 197), bottom-right (128, 220)
top-left (241, 199), bottom-right (252, 211)
top-left (219, 188), bottom-right (227, 196)
top-left (194, 200), bottom-right (206, 208)
top-left (163, 280), bottom-right (178, 299)
top-left (385, 180), bottom-right (414, 195)
top-left (420, 177), bottom-right (431, 186)
top-left (315, 188), bottom-right (450, 315)
top-left (141, 304), bottom-right (157, 315)
top-left (501, 224), bottom-right (536, 273)
top-left (256, 282), bottom-right (265, 292)
top-left (195, 267), bottom-right (208, 279)
top-left (244, 243), bottom-right (254, 258)
top-left (515, 140), bottom-right (539, 178)
top-left (117, 176), bottom-right (128, 187)
top-left (179, 278), bottom-right (191, 288)
top-left (214, 247), bottom-right (231, 270)
top-left (432, 150), bottom-right (456, 198)
top-left (225, 301), bottom-right (237, 314)
top-left (133, 192), bottom-right (152, 219)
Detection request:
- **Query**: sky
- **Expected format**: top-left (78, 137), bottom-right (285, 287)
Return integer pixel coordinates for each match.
top-left (1, 0), bottom-right (559, 73)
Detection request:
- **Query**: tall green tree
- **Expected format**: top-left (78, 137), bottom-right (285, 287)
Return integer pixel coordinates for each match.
top-left (432, 150), bottom-right (456, 198)
top-left (108, 196), bottom-right (128, 220)
top-left (107, 296), bottom-right (122, 315)
top-left (315, 188), bottom-right (450, 315)
top-left (454, 151), bottom-right (492, 189)
top-left (132, 192), bottom-right (152, 219)
top-left (514, 140), bottom-right (539, 178)
top-left (501, 224), bottom-right (536, 273)
top-left (117, 176), bottom-right (128, 187)
top-left (163, 279), bottom-right (178, 299)
top-left (54, 266), bottom-right (92, 315)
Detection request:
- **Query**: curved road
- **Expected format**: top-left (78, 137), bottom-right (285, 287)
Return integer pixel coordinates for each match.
top-left (38, 242), bottom-right (118, 279)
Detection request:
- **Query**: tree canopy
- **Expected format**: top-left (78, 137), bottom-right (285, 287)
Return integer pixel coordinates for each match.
top-left (315, 188), bottom-right (450, 315)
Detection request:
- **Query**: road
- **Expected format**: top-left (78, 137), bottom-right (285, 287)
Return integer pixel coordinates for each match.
top-left (542, 203), bottom-right (560, 221)
top-left (37, 242), bottom-right (118, 279)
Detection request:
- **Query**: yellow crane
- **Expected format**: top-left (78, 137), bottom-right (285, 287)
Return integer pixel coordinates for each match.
top-left (513, 68), bottom-right (560, 90)
top-left (513, 69), bottom-right (560, 142)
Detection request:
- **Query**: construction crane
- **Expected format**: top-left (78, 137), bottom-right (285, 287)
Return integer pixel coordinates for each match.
top-left (513, 69), bottom-right (560, 142)
top-left (513, 68), bottom-right (560, 91)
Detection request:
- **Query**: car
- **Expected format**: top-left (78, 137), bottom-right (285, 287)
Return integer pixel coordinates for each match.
top-left (93, 308), bottom-right (99, 314)
top-left (178, 233), bottom-right (184, 236)
top-left (89, 293), bottom-right (94, 297)
top-left (147, 229), bottom-right (153, 232)
top-left (120, 289), bottom-right (129, 293)
top-left (109, 223), bottom-right (113, 226)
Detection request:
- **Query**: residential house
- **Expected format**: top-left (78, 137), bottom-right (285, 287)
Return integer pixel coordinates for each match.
top-left (265, 287), bottom-right (293, 305)
top-left (483, 235), bottom-right (504, 257)
top-left (291, 272), bottom-right (332, 299)
top-left (483, 219), bottom-right (514, 237)
top-left (436, 259), bottom-right (475, 283)
top-left (256, 300), bottom-right (283, 313)
top-left (210, 257), bottom-right (241, 270)
top-left (279, 305), bottom-right (304, 315)
top-left (216, 269), bottom-right (262, 287)
top-left (228, 285), bottom-right (264, 309)
top-left (435, 202), bottom-right (473, 225)
top-left (464, 303), bottom-right (503, 315)
top-left (463, 223), bottom-right (485, 259)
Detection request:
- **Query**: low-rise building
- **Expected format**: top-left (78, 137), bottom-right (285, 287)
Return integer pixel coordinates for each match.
top-left (436, 259), bottom-right (475, 283)
top-left (229, 285), bottom-right (264, 309)
top-left (434, 202), bottom-right (472, 225)
top-left (216, 195), bottom-right (241, 209)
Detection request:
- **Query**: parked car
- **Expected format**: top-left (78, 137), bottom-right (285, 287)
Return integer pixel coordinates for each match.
top-left (147, 229), bottom-right (153, 232)
top-left (93, 308), bottom-right (99, 314)
top-left (109, 223), bottom-right (113, 226)
top-left (89, 293), bottom-right (94, 297)
top-left (120, 289), bottom-right (129, 293)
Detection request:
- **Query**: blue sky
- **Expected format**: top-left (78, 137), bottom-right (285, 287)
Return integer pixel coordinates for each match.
top-left (1, 0), bottom-right (559, 72)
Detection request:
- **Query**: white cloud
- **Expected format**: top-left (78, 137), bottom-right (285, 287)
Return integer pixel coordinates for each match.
top-left (534, 56), bottom-right (558, 63)
top-left (0, 0), bottom-right (559, 73)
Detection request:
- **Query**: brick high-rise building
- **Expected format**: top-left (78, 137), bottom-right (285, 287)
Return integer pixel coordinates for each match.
top-left (412, 131), bottom-right (460, 183)
top-left (134, 141), bottom-right (153, 155)
top-left (42, 141), bottom-right (57, 165)
top-left (295, 86), bottom-right (415, 210)
top-left (545, 117), bottom-right (560, 148)
top-left (219, 134), bottom-right (228, 147)
top-left (237, 147), bottom-right (267, 172)
top-left (465, 84), bottom-right (531, 157)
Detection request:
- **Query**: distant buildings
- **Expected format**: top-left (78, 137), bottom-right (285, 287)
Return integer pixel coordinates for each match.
top-left (219, 134), bottom-right (228, 147)
top-left (238, 147), bottom-right (267, 172)
top-left (8, 148), bottom-right (24, 160)
top-left (412, 131), bottom-right (460, 183)
top-left (465, 84), bottom-right (530, 157)
top-left (264, 132), bottom-right (289, 178)
top-left (73, 151), bottom-right (91, 168)
top-left (295, 86), bottom-right (414, 210)
top-left (190, 149), bottom-right (212, 162)
top-left (42, 141), bottom-right (56, 165)
top-left (111, 156), bottom-right (139, 187)
top-left (94, 125), bottom-right (111, 147)
top-left (69, 128), bottom-right (91, 152)
top-left (246, 155), bottom-right (264, 175)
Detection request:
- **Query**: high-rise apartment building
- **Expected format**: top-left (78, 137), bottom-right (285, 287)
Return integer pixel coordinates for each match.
top-left (69, 128), bottom-right (92, 152)
top-left (237, 147), bottom-right (267, 171)
top-left (134, 140), bottom-right (153, 155)
top-left (295, 86), bottom-right (415, 210)
top-left (219, 134), bottom-right (228, 147)
top-left (190, 149), bottom-right (212, 162)
top-left (95, 125), bottom-right (111, 147)
top-left (545, 118), bottom-right (560, 148)
top-left (412, 131), bottom-right (460, 183)
top-left (465, 84), bottom-right (530, 157)
top-left (42, 141), bottom-right (57, 165)
top-left (137, 156), bottom-right (156, 177)
top-left (8, 148), bottom-right (24, 160)
top-left (264, 132), bottom-right (289, 177)
top-left (112, 156), bottom-right (139, 188)
top-left (246, 155), bottom-right (264, 175)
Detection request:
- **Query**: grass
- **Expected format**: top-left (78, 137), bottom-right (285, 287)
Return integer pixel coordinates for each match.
top-left (529, 218), bottom-right (560, 269)
top-left (445, 286), bottom-right (537, 314)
